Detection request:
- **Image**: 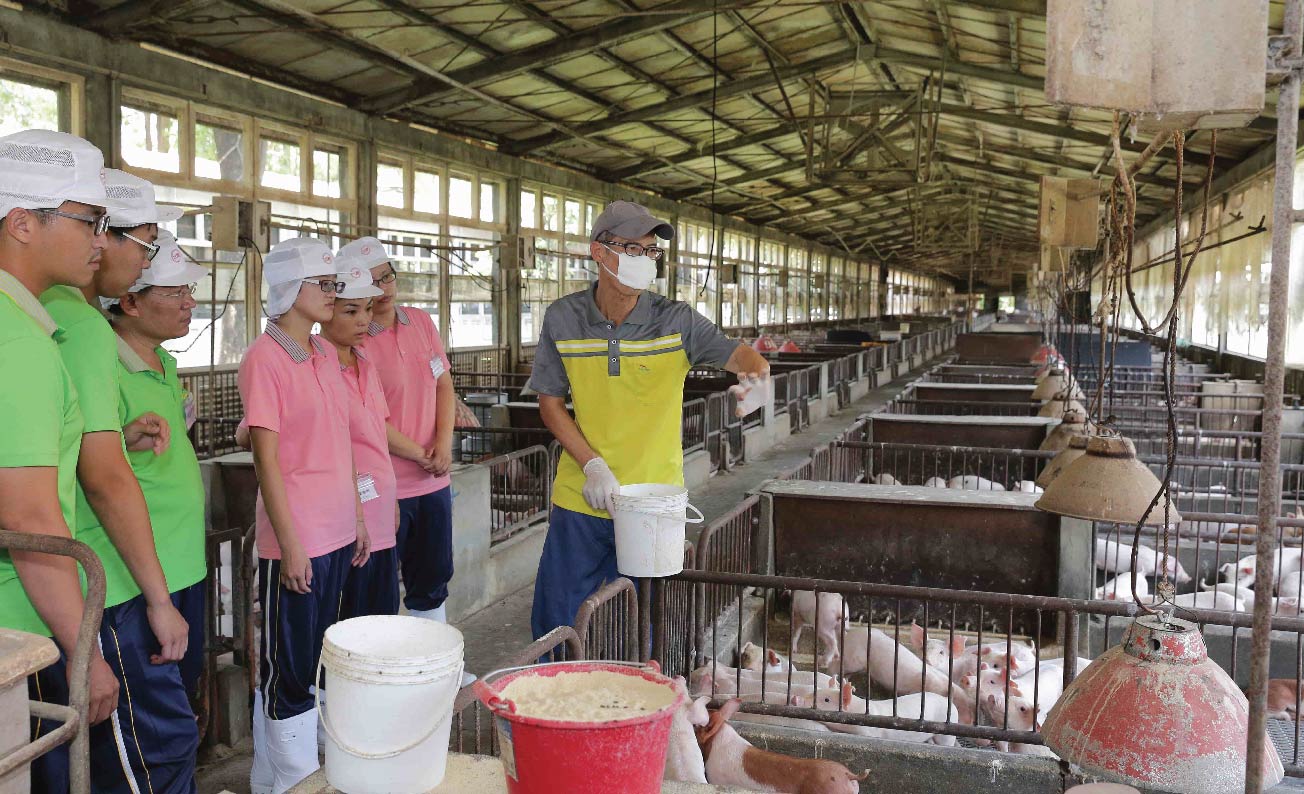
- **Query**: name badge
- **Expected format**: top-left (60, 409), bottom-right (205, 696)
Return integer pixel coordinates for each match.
top-left (183, 392), bottom-right (197, 431)
top-left (357, 473), bottom-right (380, 503)
top-left (429, 356), bottom-right (446, 379)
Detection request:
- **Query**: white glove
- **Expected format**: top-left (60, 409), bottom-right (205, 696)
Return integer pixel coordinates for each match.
top-left (729, 374), bottom-right (774, 418)
top-left (582, 457), bottom-right (621, 513)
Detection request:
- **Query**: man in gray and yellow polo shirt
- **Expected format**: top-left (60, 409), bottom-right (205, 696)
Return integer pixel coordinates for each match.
top-left (528, 200), bottom-right (770, 639)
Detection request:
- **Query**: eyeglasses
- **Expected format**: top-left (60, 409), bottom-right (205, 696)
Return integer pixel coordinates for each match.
top-left (35, 208), bottom-right (111, 236)
top-left (149, 283), bottom-right (197, 301)
top-left (600, 240), bottom-right (665, 262)
top-left (372, 268), bottom-right (397, 286)
top-left (114, 230), bottom-right (161, 261)
top-left (305, 278), bottom-right (345, 294)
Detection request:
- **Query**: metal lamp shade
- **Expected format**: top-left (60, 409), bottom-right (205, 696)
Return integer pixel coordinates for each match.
top-left (1036, 434), bottom-right (1089, 487)
top-left (1038, 395), bottom-right (1087, 418)
top-left (1035, 435), bottom-right (1180, 525)
top-left (1039, 410), bottom-right (1091, 452)
top-left (1042, 614), bottom-right (1282, 794)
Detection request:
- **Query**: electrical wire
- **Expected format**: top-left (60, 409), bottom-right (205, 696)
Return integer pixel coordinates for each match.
top-left (700, 0), bottom-right (721, 300)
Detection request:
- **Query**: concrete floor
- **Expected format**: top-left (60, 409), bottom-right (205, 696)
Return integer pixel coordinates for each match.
top-left (196, 362), bottom-right (924, 793)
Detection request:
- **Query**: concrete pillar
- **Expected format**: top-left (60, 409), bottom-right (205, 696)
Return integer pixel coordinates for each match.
top-left (355, 130), bottom-right (378, 237)
top-left (85, 73), bottom-right (117, 164)
top-left (501, 177), bottom-right (523, 369)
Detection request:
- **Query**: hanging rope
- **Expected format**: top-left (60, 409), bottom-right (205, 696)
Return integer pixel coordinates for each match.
top-left (1114, 126), bottom-right (1217, 612)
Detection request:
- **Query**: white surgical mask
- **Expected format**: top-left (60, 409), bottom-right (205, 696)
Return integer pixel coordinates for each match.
top-left (600, 244), bottom-right (657, 291)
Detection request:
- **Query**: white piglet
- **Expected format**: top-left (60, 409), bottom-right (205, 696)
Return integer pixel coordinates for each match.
top-left (947, 475), bottom-right (1005, 491)
top-left (791, 683), bottom-right (958, 746)
top-left (791, 590), bottom-right (850, 670)
top-left (923, 477), bottom-right (949, 489)
top-left (1096, 538), bottom-right (1192, 583)
top-left (1094, 573), bottom-right (1150, 602)
top-left (665, 677), bottom-right (707, 784)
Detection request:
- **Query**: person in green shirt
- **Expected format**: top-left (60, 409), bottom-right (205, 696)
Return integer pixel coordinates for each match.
top-left (41, 168), bottom-right (197, 794)
top-left (104, 231), bottom-right (209, 695)
top-left (0, 129), bottom-right (123, 794)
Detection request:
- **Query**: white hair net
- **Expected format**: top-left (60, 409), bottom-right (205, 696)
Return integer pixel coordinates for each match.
top-left (266, 280), bottom-right (304, 319)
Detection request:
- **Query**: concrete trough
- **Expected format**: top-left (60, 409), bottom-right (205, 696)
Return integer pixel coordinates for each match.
top-left (759, 481), bottom-right (1092, 639)
top-left (868, 414), bottom-right (1060, 450)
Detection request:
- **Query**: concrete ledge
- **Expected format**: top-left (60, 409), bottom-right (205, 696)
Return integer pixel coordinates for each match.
top-left (684, 449), bottom-right (712, 489)
top-left (849, 379), bottom-right (871, 402)
top-left (445, 462), bottom-right (546, 623)
top-left (872, 368), bottom-right (890, 388)
top-left (743, 424), bottom-right (774, 462)
top-left (734, 723), bottom-right (1062, 794)
top-left (808, 395), bottom-right (832, 424)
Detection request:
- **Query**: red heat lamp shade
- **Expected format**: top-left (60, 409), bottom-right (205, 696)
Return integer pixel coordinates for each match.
top-left (778, 340), bottom-right (802, 353)
top-left (1032, 344), bottom-right (1059, 365)
top-left (1042, 614), bottom-right (1283, 794)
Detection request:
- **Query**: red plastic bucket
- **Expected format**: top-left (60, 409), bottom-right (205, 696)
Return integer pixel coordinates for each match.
top-left (472, 660), bottom-right (683, 794)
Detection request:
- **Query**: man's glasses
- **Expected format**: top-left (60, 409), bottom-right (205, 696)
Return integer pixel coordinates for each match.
top-left (600, 240), bottom-right (665, 262)
top-left (114, 230), bottom-right (161, 261)
top-left (149, 284), bottom-right (197, 301)
top-left (305, 278), bottom-right (345, 294)
top-left (372, 268), bottom-right (397, 286)
top-left (35, 208), bottom-right (110, 236)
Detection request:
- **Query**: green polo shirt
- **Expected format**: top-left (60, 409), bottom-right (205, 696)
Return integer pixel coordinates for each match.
top-left (106, 336), bottom-right (206, 593)
top-left (40, 284), bottom-right (139, 608)
top-left (0, 272), bottom-right (85, 636)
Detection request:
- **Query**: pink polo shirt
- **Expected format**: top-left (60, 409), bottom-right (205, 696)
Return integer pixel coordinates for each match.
top-left (340, 348), bottom-right (397, 551)
top-left (364, 306), bottom-right (452, 499)
top-left (238, 325), bottom-right (357, 560)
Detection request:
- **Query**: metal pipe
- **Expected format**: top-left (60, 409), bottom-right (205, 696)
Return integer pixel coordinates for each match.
top-left (1248, 4), bottom-right (1304, 788)
top-left (0, 531), bottom-right (104, 794)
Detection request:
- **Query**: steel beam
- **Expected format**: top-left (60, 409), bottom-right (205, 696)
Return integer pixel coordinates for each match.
top-left (364, 0), bottom-right (714, 114)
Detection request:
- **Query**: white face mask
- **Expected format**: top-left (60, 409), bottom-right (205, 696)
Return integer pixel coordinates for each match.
top-left (600, 243), bottom-right (657, 291)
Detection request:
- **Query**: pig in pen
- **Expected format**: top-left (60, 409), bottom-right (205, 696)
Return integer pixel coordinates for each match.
top-left (641, 568), bottom-right (1304, 777)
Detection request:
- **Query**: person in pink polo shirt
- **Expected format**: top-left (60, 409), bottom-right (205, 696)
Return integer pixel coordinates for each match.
top-left (239, 237), bottom-right (370, 794)
top-left (324, 257), bottom-right (400, 620)
top-left (340, 238), bottom-right (459, 630)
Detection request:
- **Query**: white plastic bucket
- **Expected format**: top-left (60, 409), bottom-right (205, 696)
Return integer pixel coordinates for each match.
top-left (610, 483), bottom-right (704, 578)
top-left (318, 615), bottom-right (465, 794)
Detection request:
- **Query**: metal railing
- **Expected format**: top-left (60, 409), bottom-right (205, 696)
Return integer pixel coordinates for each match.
top-left (0, 531), bottom-right (105, 794)
top-left (448, 346), bottom-right (510, 375)
top-left (640, 567), bottom-right (1304, 772)
top-left (486, 445), bottom-right (552, 546)
top-left (572, 577), bottom-right (642, 662)
top-left (447, 626), bottom-right (584, 757)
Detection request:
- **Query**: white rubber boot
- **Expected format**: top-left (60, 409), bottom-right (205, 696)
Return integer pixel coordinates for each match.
top-left (250, 691), bottom-right (273, 794)
top-left (266, 710), bottom-right (321, 794)
top-left (410, 605), bottom-right (476, 686)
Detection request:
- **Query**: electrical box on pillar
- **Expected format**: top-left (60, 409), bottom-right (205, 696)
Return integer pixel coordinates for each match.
top-left (1045, 0), bottom-right (1269, 130)
top-left (1039, 176), bottom-right (1100, 248)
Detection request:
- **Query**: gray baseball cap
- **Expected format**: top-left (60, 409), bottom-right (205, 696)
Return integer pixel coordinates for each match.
top-left (590, 200), bottom-right (675, 242)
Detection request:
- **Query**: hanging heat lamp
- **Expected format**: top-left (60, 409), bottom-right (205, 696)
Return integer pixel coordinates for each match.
top-left (1038, 393), bottom-right (1087, 418)
top-left (1042, 612), bottom-right (1283, 793)
top-left (1033, 367), bottom-right (1066, 393)
top-left (1033, 369), bottom-right (1085, 402)
top-left (778, 340), bottom-right (802, 353)
top-left (1039, 410), bottom-right (1092, 452)
top-left (1036, 433), bottom-right (1089, 487)
top-left (1036, 435), bottom-right (1179, 525)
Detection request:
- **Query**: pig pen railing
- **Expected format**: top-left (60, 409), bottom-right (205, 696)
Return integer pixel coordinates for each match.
top-left (486, 445), bottom-right (552, 546)
top-left (639, 568), bottom-right (1304, 772)
top-left (573, 577), bottom-right (642, 663)
top-left (447, 626), bottom-right (584, 757)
